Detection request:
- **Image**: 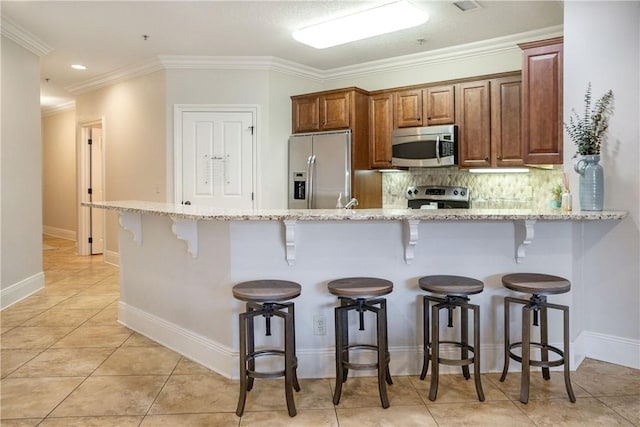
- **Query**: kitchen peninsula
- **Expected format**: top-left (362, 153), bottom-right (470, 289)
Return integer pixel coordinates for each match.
top-left (87, 201), bottom-right (626, 379)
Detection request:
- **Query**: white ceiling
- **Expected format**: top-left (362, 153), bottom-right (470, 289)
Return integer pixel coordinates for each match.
top-left (1, 1), bottom-right (563, 108)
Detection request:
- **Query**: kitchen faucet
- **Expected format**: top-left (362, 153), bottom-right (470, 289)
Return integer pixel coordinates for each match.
top-left (344, 198), bottom-right (359, 209)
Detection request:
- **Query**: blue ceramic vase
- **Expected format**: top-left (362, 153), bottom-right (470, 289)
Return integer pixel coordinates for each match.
top-left (573, 155), bottom-right (604, 211)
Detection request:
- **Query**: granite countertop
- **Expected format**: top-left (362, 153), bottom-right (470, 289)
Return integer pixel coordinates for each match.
top-left (83, 201), bottom-right (628, 221)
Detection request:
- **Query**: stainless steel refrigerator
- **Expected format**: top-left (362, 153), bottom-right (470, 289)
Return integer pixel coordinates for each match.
top-left (288, 130), bottom-right (351, 209)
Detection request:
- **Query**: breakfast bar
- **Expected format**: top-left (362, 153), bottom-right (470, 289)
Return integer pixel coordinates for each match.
top-left (87, 201), bottom-right (626, 379)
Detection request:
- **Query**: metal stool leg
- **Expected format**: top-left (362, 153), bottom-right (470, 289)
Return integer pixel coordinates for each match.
top-left (520, 304), bottom-right (532, 404)
top-left (472, 303), bottom-right (485, 401)
top-left (246, 304), bottom-right (256, 391)
top-left (333, 305), bottom-right (345, 405)
top-left (428, 303), bottom-right (440, 401)
top-left (540, 302), bottom-right (551, 381)
top-left (283, 310), bottom-right (297, 417)
top-left (287, 302), bottom-right (301, 392)
top-left (562, 305), bottom-right (576, 402)
top-left (500, 297), bottom-right (511, 382)
top-left (461, 304), bottom-right (470, 380)
top-left (381, 298), bottom-right (393, 386)
top-left (420, 296), bottom-right (430, 380)
top-left (236, 311), bottom-right (249, 416)
top-left (376, 304), bottom-right (390, 408)
top-left (340, 298), bottom-right (351, 383)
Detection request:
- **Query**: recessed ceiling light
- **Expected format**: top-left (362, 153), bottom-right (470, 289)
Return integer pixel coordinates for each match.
top-left (71, 64), bottom-right (87, 70)
top-left (292, 1), bottom-right (429, 49)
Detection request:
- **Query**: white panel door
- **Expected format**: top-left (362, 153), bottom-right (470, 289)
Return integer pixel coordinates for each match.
top-left (182, 111), bottom-right (254, 208)
top-left (90, 127), bottom-right (104, 254)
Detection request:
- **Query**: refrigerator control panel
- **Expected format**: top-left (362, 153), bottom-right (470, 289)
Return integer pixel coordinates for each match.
top-left (292, 172), bottom-right (306, 200)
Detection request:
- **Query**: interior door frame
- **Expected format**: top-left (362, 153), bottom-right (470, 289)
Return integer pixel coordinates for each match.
top-left (173, 104), bottom-right (259, 207)
top-left (77, 118), bottom-right (106, 257)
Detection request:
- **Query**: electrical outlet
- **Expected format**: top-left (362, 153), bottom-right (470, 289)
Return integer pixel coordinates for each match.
top-left (313, 314), bottom-right (326, 335)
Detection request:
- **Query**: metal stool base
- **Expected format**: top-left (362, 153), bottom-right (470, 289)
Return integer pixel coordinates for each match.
top-left (333, 296), bottom-right (392, 408)
top-left (237, 301), bottom-right (300, 417)
top-left (500, 294), bottom-right (576, 404)
top-left (420, 294), bottom-right (485, 402)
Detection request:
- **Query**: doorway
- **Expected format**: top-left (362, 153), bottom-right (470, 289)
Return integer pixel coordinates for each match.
top-left (174, 105), bottom-right (257, 208)
top-left (78, 119), bottom-right (105, 256)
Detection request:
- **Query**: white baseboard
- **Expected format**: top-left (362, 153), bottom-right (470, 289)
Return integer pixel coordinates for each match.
top-left (116, 303), bottom-right (640, 379)
top-left (1, 272), bottom-right (45, 310)
top-left (43, 226), bottom-right (76, 241)
top-left (118, 302), bottom-right (235, 377)
top-left (577, 330), bottom-right (640, 369)
top-left (104, 250), bottom-right (119, 267)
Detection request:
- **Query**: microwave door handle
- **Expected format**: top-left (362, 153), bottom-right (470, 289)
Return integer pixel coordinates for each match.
top-left (436, 135), bottom-right (441, 164)
top-left (307, 155), bottom-right (315, 209)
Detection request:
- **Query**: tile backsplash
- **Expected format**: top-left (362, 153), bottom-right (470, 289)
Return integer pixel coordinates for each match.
top-left (382, 167), bottom-right (564, 209)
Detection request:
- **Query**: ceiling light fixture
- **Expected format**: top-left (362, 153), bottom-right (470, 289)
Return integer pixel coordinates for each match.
top-left (71, 64), bottom-right (87, 70)
top-left (292, 1), bottom-right (429, 49)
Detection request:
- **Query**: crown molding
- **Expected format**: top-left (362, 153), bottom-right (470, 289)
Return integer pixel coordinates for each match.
top-left (324, 25), bottom-right (563, 80)
top-left (41, 100), bottom-right (75, 117)
top-left (66, 57), bottom-right (165, 95)
top-left (159, 55), bottom-right (325, 81)
top-left (64, 25), bottom-right (562, 95)
top-left (1, 16), bottom-right (52, 57)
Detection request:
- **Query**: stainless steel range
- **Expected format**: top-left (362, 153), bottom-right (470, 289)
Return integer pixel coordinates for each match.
top-left (406, 185), bottom-right (470, 209)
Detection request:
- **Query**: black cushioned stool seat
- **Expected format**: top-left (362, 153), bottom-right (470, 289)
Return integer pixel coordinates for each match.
top-left (418, 275), bottom-right (485, 401)
top-left (328, 277), bottom-right (393, 408)
top-left (233, 280), bottom-right (302, 417)
top-left (500, 273), bottom-right (576, 404)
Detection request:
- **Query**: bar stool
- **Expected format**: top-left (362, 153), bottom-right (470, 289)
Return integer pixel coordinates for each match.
top-left (328, 277), bottom-right (393, 408)
top-left (232, 280), bottom-right (302, 417)
top-left (418, 275), bottom-right (485, 401)
top-left (500, 273), bottom-right (576, 404)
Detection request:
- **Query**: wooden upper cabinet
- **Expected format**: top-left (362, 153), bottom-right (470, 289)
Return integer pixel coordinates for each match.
top-left (292, 95), bottom-right (320, 133)
top-left (321, 91), bottom-right (350, 130)
top-left (491, 76), bottom-right (524, 167)
top-left (394, 85), bottom-right (455, 128)
top-left (394, 89), bottom-right (422, 128)
top-left (369, 93), bottom-right (394, 168)
top-left (519, 37), bottom-right (563, 164)
top-left (423, 85), bottom-right (455, 125)
top-left (291, 90), bottom-right (351, 133)
top-left (456, 81), bottom-right (491, 168)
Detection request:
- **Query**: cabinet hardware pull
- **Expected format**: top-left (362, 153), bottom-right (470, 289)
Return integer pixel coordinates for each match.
top-left (497, 155), bottom-right (503, 160)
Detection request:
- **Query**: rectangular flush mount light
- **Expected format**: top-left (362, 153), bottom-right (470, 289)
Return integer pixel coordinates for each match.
top-left (469, 168), bottom-right (530, 174)
top-left (292, 1), bottom-right (429, 49)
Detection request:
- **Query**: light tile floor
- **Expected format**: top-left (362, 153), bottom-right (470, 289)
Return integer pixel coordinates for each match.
top-left (1, 236), bottom-right (639, 426)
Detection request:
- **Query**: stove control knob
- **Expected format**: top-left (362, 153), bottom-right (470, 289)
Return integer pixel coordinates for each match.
top-left (460, 190), bottom-right (466, 196)
top-left (453, 190), bottom-right (459, 196)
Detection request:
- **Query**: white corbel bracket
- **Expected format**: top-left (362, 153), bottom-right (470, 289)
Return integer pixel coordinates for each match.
top-left (404, 219), bottom-right (420, 264)
top-left (514, 219), bottom-right (536, 263)
top-left (119, 212), bottom-right (142, 245)
top-left (171, 217), bottom-right (198, 258)
top-left (283, 219), bottom-right (296, 266)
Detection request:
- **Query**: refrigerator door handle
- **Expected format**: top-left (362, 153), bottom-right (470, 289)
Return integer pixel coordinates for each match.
top-left (306, 155), bottom-right (315, 209)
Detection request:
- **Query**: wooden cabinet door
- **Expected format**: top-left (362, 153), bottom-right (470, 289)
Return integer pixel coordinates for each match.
top-left (292, 95), bottom-right (320, 133)
top-left (456, 81), bottom-right (491, 168)
top-left (321, 92), bottom-right (350, 130)
top-left (369, 93), bottom-right (393, 168)
top-left (424, 85), bottom-right (455, 125)
top-left (394, 89), bottom-right (423, 128)
top-left (520, 37), bottom-right (563, 164)
top-left (491, 76), bottom-right (524, 167)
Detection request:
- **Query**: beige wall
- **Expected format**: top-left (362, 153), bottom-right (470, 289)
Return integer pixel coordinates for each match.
top-left (75, 70), bottom-right (166, 255)
top-left (1, 36), bottom-right (43, 296)
top-left (42, 109), bottom-right (77, 238)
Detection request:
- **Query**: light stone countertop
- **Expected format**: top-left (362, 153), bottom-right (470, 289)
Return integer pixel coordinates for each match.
top-left (83, 200), bottom-right (628, 221)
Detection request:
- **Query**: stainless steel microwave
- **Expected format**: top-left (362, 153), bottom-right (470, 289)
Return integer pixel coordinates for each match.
top-left (391, 125), bottom-right (458, 168)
